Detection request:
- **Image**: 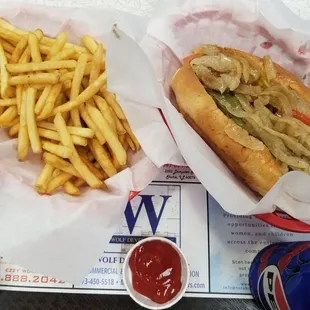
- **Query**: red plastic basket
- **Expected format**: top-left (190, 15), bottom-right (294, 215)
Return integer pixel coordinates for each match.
top-left (255, 212), bottom-right (310, 233)
top-left (129, 191), bottom-right (139, 201)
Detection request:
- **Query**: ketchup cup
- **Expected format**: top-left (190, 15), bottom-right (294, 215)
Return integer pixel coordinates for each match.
top-left (123, 237), bottom-right (190, 309)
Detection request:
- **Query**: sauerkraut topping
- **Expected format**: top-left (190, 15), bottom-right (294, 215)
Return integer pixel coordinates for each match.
top-left (191, 44), bottom-right (310, 173)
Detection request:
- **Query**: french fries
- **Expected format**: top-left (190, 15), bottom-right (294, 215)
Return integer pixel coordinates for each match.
top-left (10, 34), bottom-right (28, 64)
top-left (122, 120), bottom-right (140, 150)
top-left (70, 53), bottom-right (88, 126)
top-left (0, 105), bottom-right (18, 126)
top-left (0, 38), bottom-right (14, 53)
top-left (111, 108), bottom-right (126, 135)
top-left (0, 19), bottom-right (140, 196)
top-left (43, 152), bottom-right (80, 177)
top-left (79, 103), bottom-right (106, 144)
top-left (35, 164), bottom-right (54, 194)
top-left (28, 33), bottom-right (42, 63)
top-left (0, 28), bottom-right (21, 44)
top-left (86, 104), bottom-right (126, 165)
top-left (54, 113), bottom-right (103, 189)
top-left (0, 41), bottom-right (9, 98)
top-left (42, 141), bottom-right (73, 159)
top-left (0, 98), bottom-right (17, 106)
top-left (26, 87), bottom-right (42, 153)
top-left (6, 60), bottom-right (77, 73)
top-left (45, 32), bottom-right (67, 61)
top-left (89, 44), bottom-right (104, 85)
top-left (60, 63), bottom-right (93, 82)
top-left (47, 171), bottom-right (73, 194)
top-left (38, 83), bottom-right (62, 119)
top-left (0, 98), bottom-right (17, 107)
top-left (51, 48), bottom-right (76, 61)
top-left (93, 95), bottom-right (116, 133)
top-left (63, 181), bottom-right (80, 196)
top-left (101, 89), bottom-right (126, 120)
top-left (81, 35), bottom-right (98, 54)
top-left (88, 138), bottom-right (117, 177)
top-left (17, 90), bottom-right (29, 160)
top-left (9, 73), bottom-right (60, 85)
top-left (37, 121), bottom-right (94, 138)
top-left (8, 121), bottom-right (19, 137)
top-left (38, 128), bottom-right (88, 146)
top-left (53, 71), bottom-right (107, 114)
top-left (41, 37), bottom-right (87, 54)
top-left (35, 85), bottom-right (52, 115)
top-left (80, 153), bottom-right (106, 181)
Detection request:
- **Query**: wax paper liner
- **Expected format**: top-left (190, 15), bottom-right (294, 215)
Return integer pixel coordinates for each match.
top-left (141, 0), bottom-right (310, 222)
top-left (0, 2), bottom-right (181, 284)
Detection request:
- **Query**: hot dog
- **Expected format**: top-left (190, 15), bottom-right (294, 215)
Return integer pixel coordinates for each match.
top-left (171, 45), bottom-right (310, 195)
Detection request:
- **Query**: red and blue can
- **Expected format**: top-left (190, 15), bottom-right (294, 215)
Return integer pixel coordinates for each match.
top-left (249, 241), bottom-right (310, 310)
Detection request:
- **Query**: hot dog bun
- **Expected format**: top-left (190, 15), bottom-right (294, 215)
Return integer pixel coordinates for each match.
top-left (170, 48), bottom-right (295, 196)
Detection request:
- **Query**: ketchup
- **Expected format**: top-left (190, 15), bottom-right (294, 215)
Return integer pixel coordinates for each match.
top-left (129, 240), bottom-right (182, 304)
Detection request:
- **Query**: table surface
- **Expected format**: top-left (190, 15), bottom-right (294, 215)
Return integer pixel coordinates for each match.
top-left (0, 291), bottom-right (262, 310)
top-left (1, 0), bottom-right (309, 309)
top-left (7, 0), bottom-right (310, 19)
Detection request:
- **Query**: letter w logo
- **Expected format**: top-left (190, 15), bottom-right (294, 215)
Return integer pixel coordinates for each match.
top-left (125, 195), bottom-right (171, 234)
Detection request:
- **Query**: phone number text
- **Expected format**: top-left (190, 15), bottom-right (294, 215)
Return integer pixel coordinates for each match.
top-left (82, 278), bottom-right (121, 286)
top-left (1, 274), bottom-right (65, 284)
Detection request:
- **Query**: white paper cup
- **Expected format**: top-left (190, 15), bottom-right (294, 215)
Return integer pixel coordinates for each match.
top-left (123, 237), bottom-right (189, 309)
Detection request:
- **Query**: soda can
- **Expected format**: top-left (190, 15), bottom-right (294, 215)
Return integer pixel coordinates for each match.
top-left (249, 241), bottom-right (310, 310)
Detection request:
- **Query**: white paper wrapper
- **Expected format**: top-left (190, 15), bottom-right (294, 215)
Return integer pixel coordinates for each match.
top-left (141, 0), bottom-right (310, 222)
top-left (0, 2), bottom-right (181, 283)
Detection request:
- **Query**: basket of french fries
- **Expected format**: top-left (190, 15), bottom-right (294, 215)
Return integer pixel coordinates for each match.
top-left (1, 24), bottom-right (139, 194)
top-left (0, 3), bottom-right (179, 283)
